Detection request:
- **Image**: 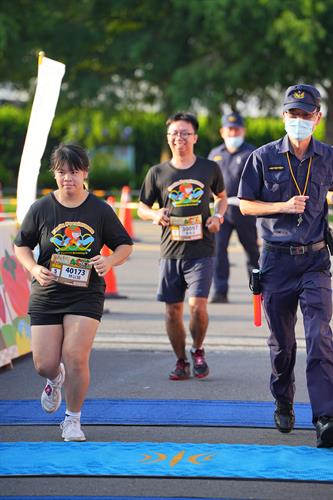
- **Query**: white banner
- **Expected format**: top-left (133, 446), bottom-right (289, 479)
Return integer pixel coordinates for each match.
top-left (16, 55), bottom-right (65, 223)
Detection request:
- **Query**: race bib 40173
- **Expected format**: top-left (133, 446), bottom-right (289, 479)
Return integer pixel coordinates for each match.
top-left (50, 254), bottom-right (92, 287)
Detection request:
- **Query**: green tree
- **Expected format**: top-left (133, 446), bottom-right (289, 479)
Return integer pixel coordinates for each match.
top-left (2, 0), bottom-right (333, 141)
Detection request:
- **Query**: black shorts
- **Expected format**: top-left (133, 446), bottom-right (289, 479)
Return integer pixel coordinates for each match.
top-left (30, 311), bottom-right (101, 326)
top-left (29, 282), bottom-right (105, 325)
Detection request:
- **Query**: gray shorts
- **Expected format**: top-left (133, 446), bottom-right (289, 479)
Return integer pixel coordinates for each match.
top-left (157, 257), bottom-right (214, 303)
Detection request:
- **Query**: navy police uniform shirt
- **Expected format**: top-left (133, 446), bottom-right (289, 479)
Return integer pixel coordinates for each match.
top-left (238, 135), bottom-right (333, 244)
top-left (209, 142), bottom-right (255, 197)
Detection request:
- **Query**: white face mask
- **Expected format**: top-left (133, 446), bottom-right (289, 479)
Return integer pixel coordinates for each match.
top-left (284, 117), bottom-right (314, 141)
top-left (224, 136), bottom-right (244, 150)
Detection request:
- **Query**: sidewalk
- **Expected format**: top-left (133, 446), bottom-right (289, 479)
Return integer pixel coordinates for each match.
top-left (96, 220), bottom-right (306, 351)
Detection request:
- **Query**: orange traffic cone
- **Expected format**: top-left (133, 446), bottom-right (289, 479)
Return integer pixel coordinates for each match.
top-left (106, 195), bottom-right (115, 210)
top-left (118, 185), bottom-right (135, 239)
top-left (101, 244), bottom-right (127, 299)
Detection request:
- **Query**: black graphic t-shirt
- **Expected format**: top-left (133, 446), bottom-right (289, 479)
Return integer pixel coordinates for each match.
top-left (14, 193), bottom-right (133, 307)
top-left (139, 157), bottom-right (225, 259)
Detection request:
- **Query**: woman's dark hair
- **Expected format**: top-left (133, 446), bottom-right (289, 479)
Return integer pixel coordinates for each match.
top-left (50, 143), bottom-right (89, 173)
top-left (166, 112), bottom-right (199, 132)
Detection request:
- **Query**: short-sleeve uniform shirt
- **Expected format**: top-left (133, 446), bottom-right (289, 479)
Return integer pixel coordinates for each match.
top-left (238, 135), bottom-right (333, 244)
top-left (209, 142), bottom-right (255, 197)
top-left (209, 141), bottom-right (255, 222)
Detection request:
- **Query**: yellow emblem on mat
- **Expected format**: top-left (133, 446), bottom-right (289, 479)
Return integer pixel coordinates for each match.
top-left (141, 450), bottom-right (215, 467)
top-left (293, 90), bottom-right (304, 99)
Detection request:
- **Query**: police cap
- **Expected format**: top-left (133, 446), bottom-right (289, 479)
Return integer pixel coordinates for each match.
top-left (283, 84), bottom-right (321, 113)
top-left (221, 112), bottom-right (244, 128)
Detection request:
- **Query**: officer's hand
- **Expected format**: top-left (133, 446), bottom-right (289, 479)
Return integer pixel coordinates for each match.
top-left (154, 208), bottom-right (170, 226)
top-left (284, 195), bottom-right (309, 214)
top-left (206, 215), bottom-right (223, 233)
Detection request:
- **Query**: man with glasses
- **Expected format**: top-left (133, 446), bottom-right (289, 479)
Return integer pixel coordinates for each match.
top-left (238, 84), bottom-right (333, 447)
top-left (208, 112), bottom-right (259, 304)
top-left (138, 112), bottom-right (227, 380)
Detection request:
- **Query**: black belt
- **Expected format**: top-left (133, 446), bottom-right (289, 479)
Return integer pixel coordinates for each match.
top-left (265, 240), bottom-right (326, 256)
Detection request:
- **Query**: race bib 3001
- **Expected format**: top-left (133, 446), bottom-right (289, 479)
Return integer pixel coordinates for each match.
top-left (50, 254), bottom-right (92, 287)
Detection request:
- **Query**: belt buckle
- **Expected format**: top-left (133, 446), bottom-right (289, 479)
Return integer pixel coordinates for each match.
top-left (290, 245), bottom-right (305, 256)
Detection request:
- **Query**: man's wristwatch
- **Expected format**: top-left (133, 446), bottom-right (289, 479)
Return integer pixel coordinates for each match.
top-left (214, 213), bottom-right (224, 223)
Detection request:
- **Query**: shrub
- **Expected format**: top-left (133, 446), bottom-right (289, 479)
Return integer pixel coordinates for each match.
top-left (1, 104), bottom-right (327, 193)
top-left (0, 105), bottom-right (29, 186)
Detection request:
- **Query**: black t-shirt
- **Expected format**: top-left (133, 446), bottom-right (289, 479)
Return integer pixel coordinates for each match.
top-left (139, 156), bottom-right (225, 259)
top-left (14, 192), bottom-right (133, 310)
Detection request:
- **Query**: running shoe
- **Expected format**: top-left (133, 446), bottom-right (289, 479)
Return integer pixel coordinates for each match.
top-left (41, 363), bottom-right (65, 413)
top-left (60, 417), bottom-right (86, 442)
top-left (169, 358), bottom-right (190, 380)
top-left (191, 348), bottom-right (209, 378)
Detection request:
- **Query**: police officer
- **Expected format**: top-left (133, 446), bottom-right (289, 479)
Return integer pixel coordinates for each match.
top-left (238, 84), bottom-right (333, 448)
top-left (209, 112), bottom-right (259, 303)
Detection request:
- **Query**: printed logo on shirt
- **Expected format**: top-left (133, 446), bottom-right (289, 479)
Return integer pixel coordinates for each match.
top-left (268, 165), bottom-right (285, 171)
top-left (50, 221), bottom-right (95, 254)
top-left (213, 155), bottom-right (222, 161)
top-left (168, 179), bottom-right (204, 207)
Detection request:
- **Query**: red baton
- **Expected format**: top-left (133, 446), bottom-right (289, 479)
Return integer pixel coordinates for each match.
top-left (250, 269), bottom-right (262, 327)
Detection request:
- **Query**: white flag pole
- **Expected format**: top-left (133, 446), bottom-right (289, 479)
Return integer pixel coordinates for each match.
top-left (16, 52), bottom-right (66, 224)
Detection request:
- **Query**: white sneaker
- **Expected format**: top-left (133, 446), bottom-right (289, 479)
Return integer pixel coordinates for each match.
top-left (41, 363), bottom-right (65, 413)
top-left (60, 417), bottom-right (86, 442)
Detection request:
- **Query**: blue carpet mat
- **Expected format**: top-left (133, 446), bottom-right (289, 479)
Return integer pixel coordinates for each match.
top-left (0, 441), bottom-right (332, 481)
top-left (0, 498), bottom-right (244, 500)
top-left (0, 399), bottom-right (313, 428)
top-left (0, 497), bottom-right (244, 500)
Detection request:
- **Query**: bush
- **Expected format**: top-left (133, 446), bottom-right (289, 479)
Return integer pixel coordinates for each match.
top-left (0, 105), bottom-right (29, 186)
top-left (0, 104), bottom-right (328, 193)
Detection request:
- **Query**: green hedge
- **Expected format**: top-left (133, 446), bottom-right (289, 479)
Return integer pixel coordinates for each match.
top-left (0, 104), bottom-right (327, 192)
top-left (0, 105), bottom-right (29, 186)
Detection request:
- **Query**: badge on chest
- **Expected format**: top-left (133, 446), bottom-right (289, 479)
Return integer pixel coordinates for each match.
top-left (50, 254), bottom-right (92, 287)
top-left (169, 214), bottom-right (203, 241)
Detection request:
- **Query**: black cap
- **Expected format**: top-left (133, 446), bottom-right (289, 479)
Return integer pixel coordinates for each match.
top-left (283, 84), bottom-right (321, 113)
top-left (221, 112), bottom-right (244, 128)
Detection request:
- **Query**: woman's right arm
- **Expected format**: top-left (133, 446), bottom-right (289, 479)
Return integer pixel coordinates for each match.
top-left (14, 245), bottom-right (55, 287)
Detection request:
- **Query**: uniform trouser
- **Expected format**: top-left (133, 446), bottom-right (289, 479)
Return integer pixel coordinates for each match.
top-left (260, 246), bottom-right (333, 421)
top-left (213, 209), bottom-right (259, 294)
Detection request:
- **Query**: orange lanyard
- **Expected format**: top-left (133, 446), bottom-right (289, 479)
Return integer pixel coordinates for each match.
top-left (286, 151), bottom-right (312, 196)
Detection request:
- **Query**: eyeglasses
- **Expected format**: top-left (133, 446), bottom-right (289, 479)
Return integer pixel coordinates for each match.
top-left (285, 110), bottom-right (318, 121)
top-left (167, 131), bottom-right (196, 138)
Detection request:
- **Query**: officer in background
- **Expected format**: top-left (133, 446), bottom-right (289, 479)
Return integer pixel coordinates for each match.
top-left (238, 84), bottom-right (333, 448)
top-left (208, 112), bottom-right (259, 303)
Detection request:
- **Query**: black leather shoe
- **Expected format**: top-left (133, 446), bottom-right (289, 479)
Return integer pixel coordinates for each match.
top-left (316, 417), bottom-right (333, 448)
top-left (274, 401), bottom-right (295, 433)
top-left (209, 293), bottom-right (228, 304)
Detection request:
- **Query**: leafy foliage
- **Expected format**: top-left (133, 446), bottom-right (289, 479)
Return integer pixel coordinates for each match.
top-left (1, 104), bottom-right (326, 191)
top-left (1, 1), bottom-right (333, 120)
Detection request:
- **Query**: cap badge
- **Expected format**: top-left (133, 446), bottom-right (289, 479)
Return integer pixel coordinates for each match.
top-left (229, 116), bottom-right (237, 122)
top-left (293, 90), bottom-right (305, 99)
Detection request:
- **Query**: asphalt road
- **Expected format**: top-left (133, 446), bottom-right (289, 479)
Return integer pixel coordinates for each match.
top-left (0, 220), bottom-right (331, 499)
